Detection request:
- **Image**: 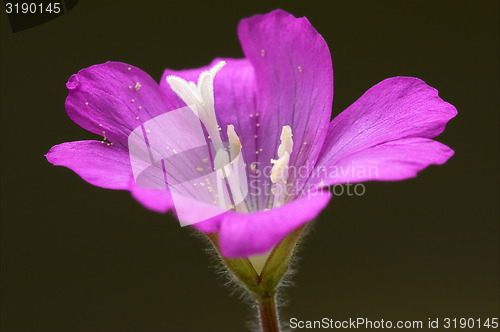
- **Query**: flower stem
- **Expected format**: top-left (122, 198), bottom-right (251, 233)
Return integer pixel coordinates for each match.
top-left (258, 292), bottom-right (280, 332)
top-left (205, 225), bottom-right (308, 332)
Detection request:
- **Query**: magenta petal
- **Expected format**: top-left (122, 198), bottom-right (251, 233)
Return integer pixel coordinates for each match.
top-left (129, 177), bottom-right (173, 213)
top-left (47, 140), bottom-right (175, 212)
top-left (314, 77), bottom-right (457, 186)
top-left (46, 140), bottom-right (132, 190)
top-left (238, 10), bottom-right (333, 192)
top-left (191, 215), bottom-right (223, 234)
top-left (66, 62), bottom-right (176, 149)
top-left (218, 191), bottom-right (332, 257)
top-left (317, 138), bottom-right (454, 185)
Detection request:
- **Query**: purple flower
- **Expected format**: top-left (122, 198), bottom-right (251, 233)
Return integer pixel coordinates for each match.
top-left (46, 10), bottom-right (456, 258)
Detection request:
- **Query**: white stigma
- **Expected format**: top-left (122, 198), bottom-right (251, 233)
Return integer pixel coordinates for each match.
top-left (166, 61), bottom-right (226, 145)
top-left (167, 62), bottom-right (249, 213)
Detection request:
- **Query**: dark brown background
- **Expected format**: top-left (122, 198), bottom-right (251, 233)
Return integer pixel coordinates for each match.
top-left (1, 1), bottom-right (498, 331)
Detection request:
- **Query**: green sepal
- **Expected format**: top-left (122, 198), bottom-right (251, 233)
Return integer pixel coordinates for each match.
top-left (207, 225), bottom-right (305, 297)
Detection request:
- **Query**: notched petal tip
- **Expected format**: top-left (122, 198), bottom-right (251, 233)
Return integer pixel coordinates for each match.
top-left (66, 74), bottom-right (79, 90)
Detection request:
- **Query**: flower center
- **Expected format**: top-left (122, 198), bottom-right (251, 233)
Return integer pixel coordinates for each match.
top-left (166, 62), bottom-right (293, 212)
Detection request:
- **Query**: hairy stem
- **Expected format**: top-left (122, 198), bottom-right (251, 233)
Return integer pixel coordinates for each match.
top-left (258, 292), bottom-right (280, 332)
top-left (205, 225), bottom-right (308, 332)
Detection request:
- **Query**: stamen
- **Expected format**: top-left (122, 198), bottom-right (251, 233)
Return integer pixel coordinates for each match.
top-left (227, 124), bottom-right (242, 190)
top-left (214, 145), bottom-right (248, 213)
top-left (226, 125), bottom-right (248, 213)
top-left (277, 125), bottom-right (293, 157)
top-left (270, 152), bottom-right (290, 184)
top-left (227, 124), bottom-right (242, 163)
top-left (270, 125), bottom-right (293, 207)
top-left (270, 125), bottom-right (293, 183)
